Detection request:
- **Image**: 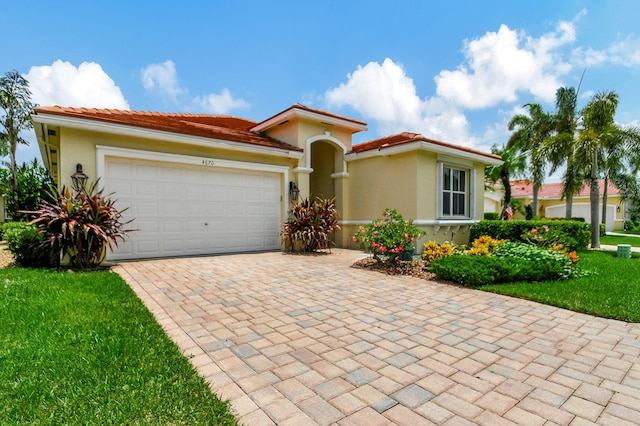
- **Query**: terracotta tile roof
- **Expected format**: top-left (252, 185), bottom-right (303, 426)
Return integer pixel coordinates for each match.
top-left (34, 106), bottom-right (303, 152)
top-left (254, 103), bottom-right (367, 129)
top-left (511, 179), bottom-right (621, 198)
top-left (351, 132), bottom-right (502, 161)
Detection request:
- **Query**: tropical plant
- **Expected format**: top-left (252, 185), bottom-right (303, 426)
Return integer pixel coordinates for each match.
top-left (576, 91), bottom-right (640, 248)
top-left (0, 159), bottom-right (54, 220)
top-left (0, 71), bottom-right (35, 206)
top-left (281, 197), bottom-right (339, 252)
top-left (468, 235), bottom-right (506, 256)
top-left (507, 103), bottom-right (553, 217)
top-left (26, 181), bottom-right (133, 270)
top-left (421, 240), bottom-right (455, 263)
top-left (353, 208), bottom-right (422, 265)
top-left (485, 144), bottom-right (527, 219)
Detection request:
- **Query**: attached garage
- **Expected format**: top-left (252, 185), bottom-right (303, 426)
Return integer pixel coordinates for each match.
top-left (99, 147), bottom-right (287, 260)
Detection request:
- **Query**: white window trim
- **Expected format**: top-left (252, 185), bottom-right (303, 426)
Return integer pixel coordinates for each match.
top-left (437, 162), bottom-right (475, 220)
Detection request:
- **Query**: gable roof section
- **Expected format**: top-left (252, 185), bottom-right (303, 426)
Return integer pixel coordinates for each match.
top-left (33, 106), bottom-right (303, 153)
top-left (511, 179), bottom-right (621, 198)
top-left (251, 103), bottom-right (368, 134)
top-left (349, 132), bottom-right (502, 164)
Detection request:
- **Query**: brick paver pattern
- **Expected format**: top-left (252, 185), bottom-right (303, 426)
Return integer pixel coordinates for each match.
top-left (114, 249), bottom-right (640, 425)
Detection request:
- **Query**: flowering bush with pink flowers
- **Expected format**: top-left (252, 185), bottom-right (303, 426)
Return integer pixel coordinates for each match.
top-left (353, 208), bottom-right (422, 265)
top-left (521, 225), bottom-right (564, 248)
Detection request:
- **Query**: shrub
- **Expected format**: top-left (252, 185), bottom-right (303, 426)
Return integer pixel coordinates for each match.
top-left (484, 212), bottom-right (500, 220)
top-left (27, 182), bottom-right (133, 270)
top-left (493, 241), bottom-right (575, 279)
top-left (429, 253), bottom-right (567, 287)
top-left (281, 197), bottom-right (339, 252)
top-left (3, 221), bottom-right (51, 267)
top-left (470, 219), bottom-right (590, 251)
top-left (468, 235), bottom-right (506, 256)
top-left (353, 208), bottom-right (422, 265)
top-left (421, 240), bottom-right (455, 263)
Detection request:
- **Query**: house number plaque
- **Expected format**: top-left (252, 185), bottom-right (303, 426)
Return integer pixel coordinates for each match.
top-left (202, 159), bottom-right (215, 166)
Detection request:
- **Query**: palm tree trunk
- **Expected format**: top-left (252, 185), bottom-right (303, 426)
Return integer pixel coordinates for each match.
top-left (566, 194), bottom-right (573, 219)
top-left (602, 174), bottom-right (609, 231)
top-left (532, 184), bottom-right (539, 219)
top-left (590, 152), bottom-right (600, 248)
top-left (501, 170), bottom-right (511, 219)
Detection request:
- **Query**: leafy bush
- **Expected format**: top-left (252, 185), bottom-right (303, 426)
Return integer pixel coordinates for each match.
top-left (430, 254), bottom-right (567, 287)
top-left (3, 222), bottom-right (51, 267)
top-left (470, 219), bottom-right (590, 251)
top-left (353, 208), bottom-right (422, 265)
top-left (282, 197), bottom-right (339, 252)
top-left (484, 212), bottom-right (500, 220)
top-left (0, 159), bottom-right (54, 221)
top-left (27, 182), bottom-right (133, 270)
top-left (468, 235), bottom-right (506, 256)
top-left (493, 241), bottom-right (575, 279)
top-left (421, 240), bottom-right (455, 263)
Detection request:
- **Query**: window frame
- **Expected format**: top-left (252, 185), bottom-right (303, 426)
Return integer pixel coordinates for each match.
top-left (437, 162), bottom-right (475, 220)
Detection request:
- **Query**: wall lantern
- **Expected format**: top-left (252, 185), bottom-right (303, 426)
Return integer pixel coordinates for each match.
top-left (71, 163), bottom-right (88, 191)
top-left (289, 181), bottom-right (300, 201)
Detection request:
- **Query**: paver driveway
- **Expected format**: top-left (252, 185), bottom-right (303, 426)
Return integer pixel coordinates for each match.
top-left (114, 249), bottom-right (640, 425)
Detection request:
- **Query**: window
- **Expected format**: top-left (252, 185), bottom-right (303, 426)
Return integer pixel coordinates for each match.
top-left (440, 165), bottom-right (470, 218)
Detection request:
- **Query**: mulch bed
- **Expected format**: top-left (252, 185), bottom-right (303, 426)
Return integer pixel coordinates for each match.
top-left (352, 256), bottom-right (436, 280)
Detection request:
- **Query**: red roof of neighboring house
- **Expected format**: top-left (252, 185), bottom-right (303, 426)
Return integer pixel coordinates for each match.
top-left (34, 106), bottom-right (303, 152)
top-left (351, 132), bottom-right (502, 161)
top-left (511, 179), bottom-right (621, 198)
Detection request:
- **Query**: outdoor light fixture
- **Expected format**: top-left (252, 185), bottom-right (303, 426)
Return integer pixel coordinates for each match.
top-left (71, 163), bottom-right (88, 191)
top-left (289, 181), bottom-right (300, 201)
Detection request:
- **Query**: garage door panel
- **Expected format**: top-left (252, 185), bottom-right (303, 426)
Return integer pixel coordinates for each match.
top-left (105, 157), bottom-right (282, 260)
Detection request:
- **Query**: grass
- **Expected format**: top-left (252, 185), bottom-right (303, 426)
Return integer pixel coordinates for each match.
top-left (601, 233), bottom-right (640, 247)
top-left (0, 268), bottom-right (239, 425)
top-left (481, 250), bottom-right (640, 323)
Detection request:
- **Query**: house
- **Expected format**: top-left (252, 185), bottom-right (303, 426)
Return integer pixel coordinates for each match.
top-left (31, 104), bottom-right (502, 260)
top-left (510, 179), bottom-right (625, 231)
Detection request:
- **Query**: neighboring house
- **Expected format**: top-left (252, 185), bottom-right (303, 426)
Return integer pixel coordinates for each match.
top-left (510, 179), bottom-right (625, 231)
top-left (31, 104), bottom-right (501, 260)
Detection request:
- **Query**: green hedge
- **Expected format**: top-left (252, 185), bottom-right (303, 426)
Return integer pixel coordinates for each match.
top-left (429, 255), bottom-right (566, 287)
top-left (469, 220), bottom-right (590, 251)
top-left (3, 222), bottom-right (52, 268)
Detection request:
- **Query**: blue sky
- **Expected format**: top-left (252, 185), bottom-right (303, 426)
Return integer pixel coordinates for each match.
top-left (4, 0), bottom-right (640, 181)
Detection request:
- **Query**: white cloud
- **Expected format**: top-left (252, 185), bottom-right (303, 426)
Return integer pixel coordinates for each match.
top-left (325, 58), bottom-right (471, 143)
top-left (192, 89), bottom-right (249, 114)
top-left (435, 22), bottom-right (575, 109)
top-left (141, 60), bottom-right (249, 114)
top-left (140, 60), bottom-right (184, 100)
top-left (25, 60), bottom-right (129, 109)
top-left (572, 23), bottom-right (640, 67)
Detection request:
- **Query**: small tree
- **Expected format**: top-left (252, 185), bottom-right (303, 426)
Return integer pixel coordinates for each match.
top-left (0, 71), bottom-right (35, 207)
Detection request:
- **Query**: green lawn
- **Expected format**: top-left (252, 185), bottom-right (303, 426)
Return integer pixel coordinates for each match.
top-left (0, 268), bottom-right (239, 425)
top-left (601, 234), bottom-right (640, 247)
top-left (481, 250), bottom-right (640, 322)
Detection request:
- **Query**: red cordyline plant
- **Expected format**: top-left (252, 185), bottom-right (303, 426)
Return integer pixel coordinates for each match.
top-left (281, 197), bottom-right (339, 252)
top-left (26, 180), bottom-right (133, 270)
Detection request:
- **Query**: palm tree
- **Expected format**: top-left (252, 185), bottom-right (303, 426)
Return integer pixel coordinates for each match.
top-left (0, 70), bottom-right (35, 206)
top-left (485, 144), bottom-right (527, 219)
top-left (544, 87), bottom-right (583, 219)
top-left (507, 103), bottom-right (552, 218)
top-left (577, 91), bottom-right (640, 248)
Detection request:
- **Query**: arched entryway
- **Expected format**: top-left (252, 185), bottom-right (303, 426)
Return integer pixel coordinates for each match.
top-left (310, 141), bottom-right (337, 199)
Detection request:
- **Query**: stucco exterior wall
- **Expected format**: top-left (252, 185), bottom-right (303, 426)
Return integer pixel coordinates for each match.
top-left (59, 127), bottom-right (297, 190)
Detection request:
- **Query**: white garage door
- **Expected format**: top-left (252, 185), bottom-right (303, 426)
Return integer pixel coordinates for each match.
top-left (546, 203), bottom-right (615, 231)
top-left (104, 157), bottom-right (282, 260)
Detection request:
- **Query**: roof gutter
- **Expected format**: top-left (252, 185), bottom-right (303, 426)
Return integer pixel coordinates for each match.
top-left (31, 113), bottom-right (304, 159)
top-left (345, 141), bottom-right (503, 165)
